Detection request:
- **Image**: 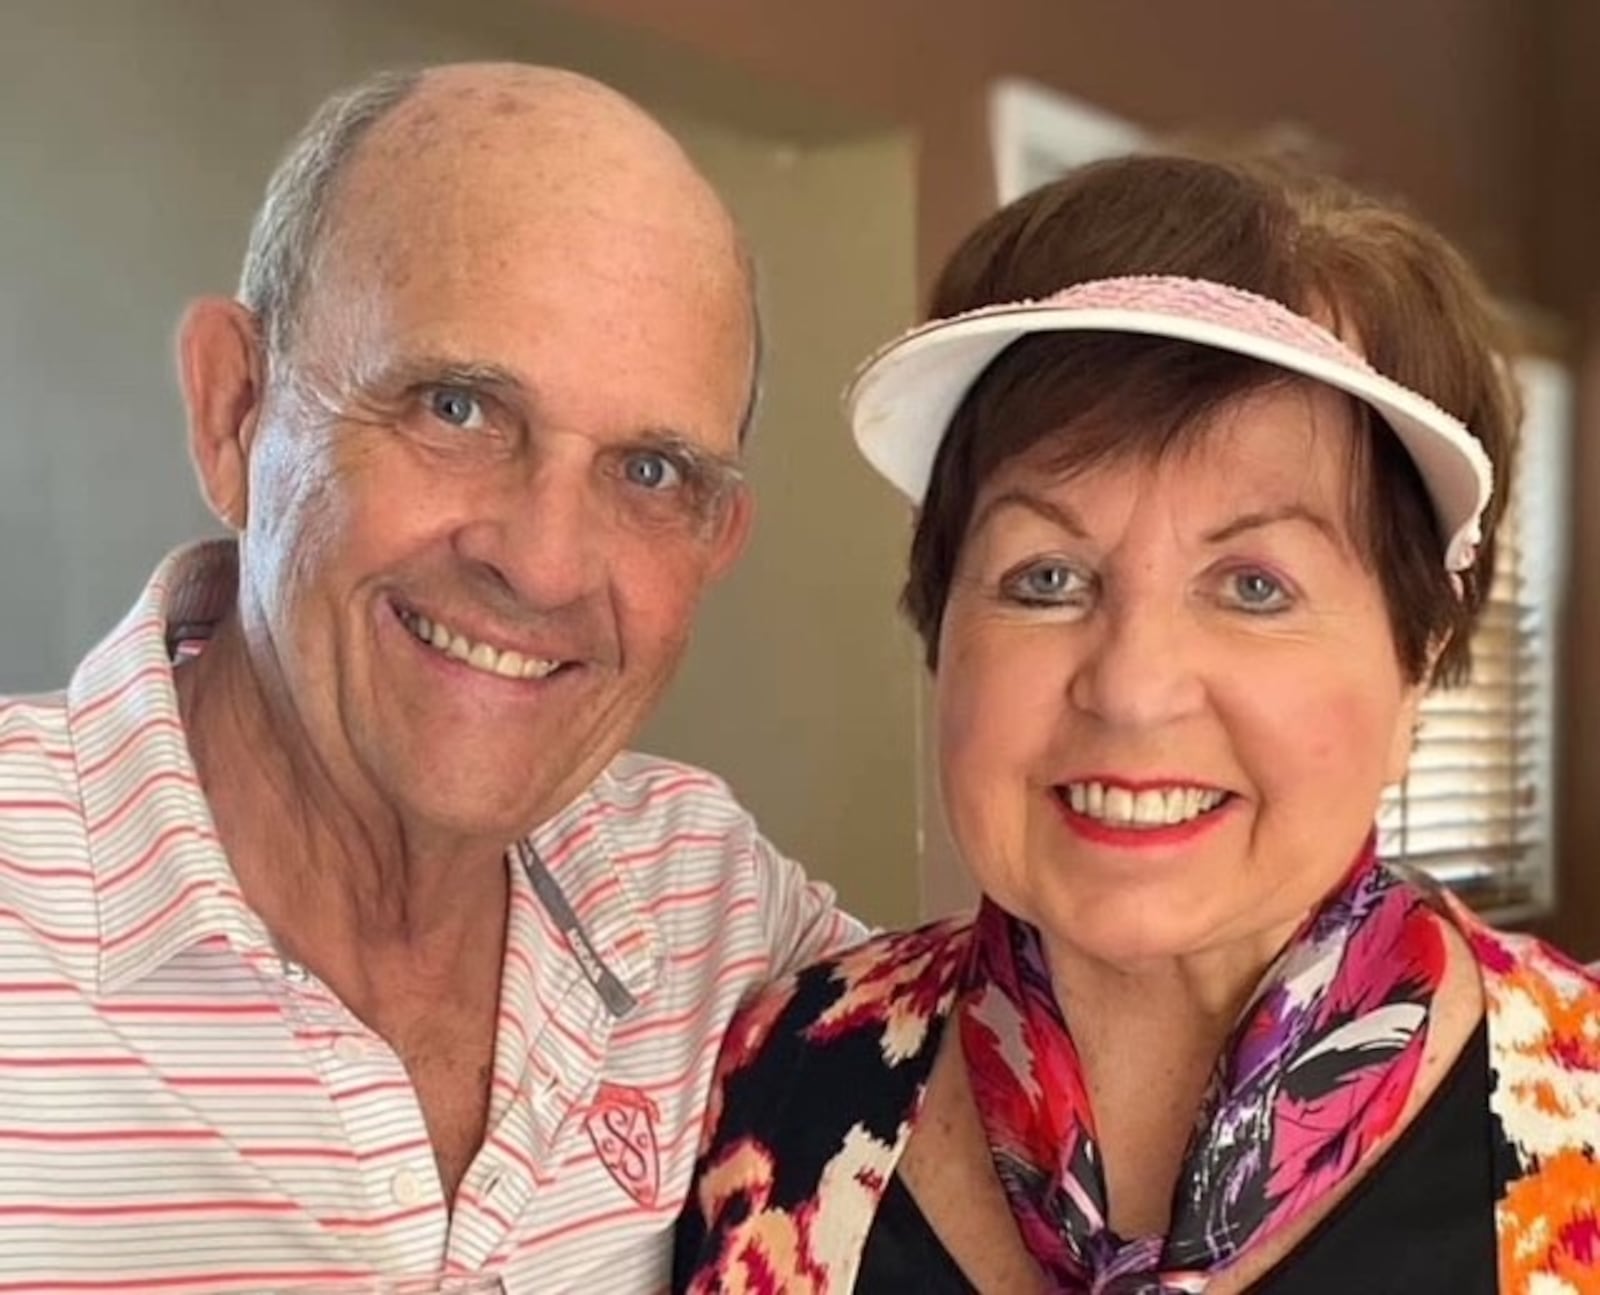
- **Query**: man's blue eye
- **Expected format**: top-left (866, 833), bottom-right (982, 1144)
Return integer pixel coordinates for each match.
top-left (428, 387), bottom-right (484, 430)
top-left (624, 451), bottom-right (683, 490)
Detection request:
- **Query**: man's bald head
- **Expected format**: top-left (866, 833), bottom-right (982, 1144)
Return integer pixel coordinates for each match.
top-left (238, 63), bottom-right (758, 433)
top-left (238, 67), bottom-right (420, 362)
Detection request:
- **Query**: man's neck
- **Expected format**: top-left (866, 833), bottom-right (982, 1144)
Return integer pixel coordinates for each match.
top-left (172, 615), bottom-right (510, 1016)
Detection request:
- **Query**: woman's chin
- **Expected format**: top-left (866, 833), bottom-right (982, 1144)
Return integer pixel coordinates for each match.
top-left (1015, 878), bottom-right (1281, 974)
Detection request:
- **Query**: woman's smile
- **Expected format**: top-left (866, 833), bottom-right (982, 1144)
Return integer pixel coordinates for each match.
top-left (1052, 777), bottom-right (1237, 850)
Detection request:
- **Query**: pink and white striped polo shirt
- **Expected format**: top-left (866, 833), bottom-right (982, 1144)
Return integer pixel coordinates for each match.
top-left (0, 542), bottom-right (861, 1292)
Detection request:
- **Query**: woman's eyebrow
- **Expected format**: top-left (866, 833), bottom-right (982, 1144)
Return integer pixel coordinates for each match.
top-left (970, 489), bottom-right (1089, 539)
top-left (1202, 504), bottom-right (1341, 547)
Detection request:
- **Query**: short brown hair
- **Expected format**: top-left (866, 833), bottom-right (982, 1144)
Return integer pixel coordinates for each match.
top-left (905, 153), bottom-right (1518, 686)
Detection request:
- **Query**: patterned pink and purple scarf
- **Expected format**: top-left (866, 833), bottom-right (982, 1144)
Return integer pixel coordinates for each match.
top-left (958, 843), bottom-right (1446, 1293)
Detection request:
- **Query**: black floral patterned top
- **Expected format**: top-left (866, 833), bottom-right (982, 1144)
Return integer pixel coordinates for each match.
top-left (674, 910), bottom-right (1600, 1293)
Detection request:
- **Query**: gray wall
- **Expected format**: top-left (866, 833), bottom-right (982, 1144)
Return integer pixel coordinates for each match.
top-left (0, 1), bottom-right (505, 689)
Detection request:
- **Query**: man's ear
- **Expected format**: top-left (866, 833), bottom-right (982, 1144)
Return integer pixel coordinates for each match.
top-left (177, 297), bottom-right (267, 532)
top-left (706, 482), bottom-right (755, 582)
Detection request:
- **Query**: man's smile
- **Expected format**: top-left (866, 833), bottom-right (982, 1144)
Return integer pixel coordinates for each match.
top-left (392, 600), bottom-right (573, 681)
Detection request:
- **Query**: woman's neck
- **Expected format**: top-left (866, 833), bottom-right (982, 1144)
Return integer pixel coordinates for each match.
top-left (1037, 918), bottom-right (1303, 1238)
top-left (1043, 917), bottom-right (1302, 1039)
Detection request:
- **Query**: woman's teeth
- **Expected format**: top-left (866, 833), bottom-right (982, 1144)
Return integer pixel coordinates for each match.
top-left (398, 609), bottom-right (562, 681)
top-left (1062, 781), bottom-right (1228, 828)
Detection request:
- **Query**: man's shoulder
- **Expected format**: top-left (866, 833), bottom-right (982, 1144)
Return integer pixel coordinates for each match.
top-left (0, 688), bottom-right (71, 741)
top-left (531, 751), bottom-right (765, 903)
top-left (0, 689), bottom-right (94, 974)
top-left (574, 750), bottom-right (757, 840)
top-left (594, 750), bottom-right (742, 806)
top-left (0, 689), bottom-right (80, 826)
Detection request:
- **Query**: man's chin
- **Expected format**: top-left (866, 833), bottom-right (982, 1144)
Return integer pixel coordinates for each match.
top-left (365, 695), bottom-right (652, 840)
top-left (379, 757), bottom-right (598, 847)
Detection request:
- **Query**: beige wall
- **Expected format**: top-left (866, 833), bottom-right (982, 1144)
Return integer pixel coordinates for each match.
top-left (0, 1), bottom-right (923, 925)
top-left (638, 123), bottom-right (920, 926)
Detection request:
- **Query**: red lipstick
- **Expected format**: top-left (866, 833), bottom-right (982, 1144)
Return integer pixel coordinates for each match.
top-left (1052, 779), bottom-right (1234, 850)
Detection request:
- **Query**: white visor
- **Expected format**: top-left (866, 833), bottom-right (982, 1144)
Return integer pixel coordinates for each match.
top-left (846, 275), bottom-right (1493, 573)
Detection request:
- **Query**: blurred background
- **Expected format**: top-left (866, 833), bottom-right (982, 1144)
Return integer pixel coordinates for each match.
top-left (3, 0), bottom-right (1597, 956)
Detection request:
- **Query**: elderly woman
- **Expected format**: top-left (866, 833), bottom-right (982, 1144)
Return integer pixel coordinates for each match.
top-left (674, 153), bottom-right (1600, 1294)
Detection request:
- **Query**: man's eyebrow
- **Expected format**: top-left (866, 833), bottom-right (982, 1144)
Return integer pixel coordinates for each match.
top-left (1202, 504), bottom-right (1342, 547)
top-left (970, 489), bottom-right (1089, 539)
top-left (364, 354), bottom-right (529, 398)
top-left (359, 358), bottom-right (745, 474)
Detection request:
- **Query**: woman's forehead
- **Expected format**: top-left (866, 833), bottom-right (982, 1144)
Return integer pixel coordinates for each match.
top-left (971, 381), bottom-right (1366, 539)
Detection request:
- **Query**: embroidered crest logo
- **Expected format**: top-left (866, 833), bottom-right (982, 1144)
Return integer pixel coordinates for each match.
top-left (583, 1082), bottom-right (662, 1208)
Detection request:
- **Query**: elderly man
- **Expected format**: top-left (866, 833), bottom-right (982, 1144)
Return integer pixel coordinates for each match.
top-left (0, 63), bottom-right (860, 1288)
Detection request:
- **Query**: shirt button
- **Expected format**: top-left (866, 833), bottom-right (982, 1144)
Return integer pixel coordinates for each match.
top-left (391, 1167), bottom-right (423, 1207)
top-left (333, 1036), bottom-right (364, 1063)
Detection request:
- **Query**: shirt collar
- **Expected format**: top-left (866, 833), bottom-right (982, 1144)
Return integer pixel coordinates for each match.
top-left (498, 784), bottom-right (665, 1159)
top-left (67, 540), bottom-right (272, 994)
top-left (524, 780), bottom-right (665, 1019)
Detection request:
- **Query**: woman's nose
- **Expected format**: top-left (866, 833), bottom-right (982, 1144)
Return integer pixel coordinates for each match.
top-left (1067, 601), bottom-right (1206, 730)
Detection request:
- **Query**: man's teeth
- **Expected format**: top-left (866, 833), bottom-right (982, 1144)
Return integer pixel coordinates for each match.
top-left (398, 610), bottom-right (562, 681)
top-left (1063, 782), bottom-right (1227, 828)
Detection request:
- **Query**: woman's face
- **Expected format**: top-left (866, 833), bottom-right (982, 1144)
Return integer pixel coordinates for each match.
top-left (936, 380), bottom-right (1426, 969)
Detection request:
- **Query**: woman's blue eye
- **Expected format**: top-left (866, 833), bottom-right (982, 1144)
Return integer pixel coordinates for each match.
top-left (624, 450), bottom-right (683, 490)
top-left (428, 387), bottom-right (484, 430)
top-left (1231, 570), bottom-right (1289, 611)
top-left (1005, 560), bottom-right (1086, 606)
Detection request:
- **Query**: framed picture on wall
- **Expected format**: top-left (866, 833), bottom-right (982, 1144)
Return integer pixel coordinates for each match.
top-left (988, 77), bottom-right (1143, 203)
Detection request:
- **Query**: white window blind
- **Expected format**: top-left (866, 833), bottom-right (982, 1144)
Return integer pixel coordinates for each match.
top-left (1379, 355), bottom-right (1571, 922)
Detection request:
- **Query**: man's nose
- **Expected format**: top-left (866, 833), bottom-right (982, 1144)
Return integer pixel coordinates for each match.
top-left (1066, 598), bottom-right (1206, 730)
top-left (452, 451), bottom-right (606, 613)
